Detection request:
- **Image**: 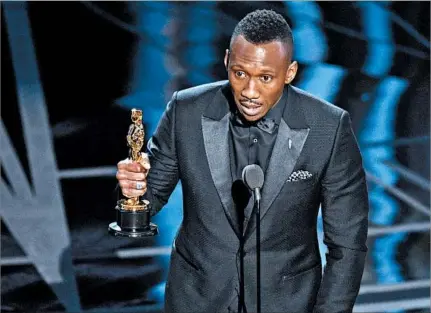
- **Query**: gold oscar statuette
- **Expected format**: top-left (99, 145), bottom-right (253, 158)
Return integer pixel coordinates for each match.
top-left (108, 109), bottom-right (158, 237)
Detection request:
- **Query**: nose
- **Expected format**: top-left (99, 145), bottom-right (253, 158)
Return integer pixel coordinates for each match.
top-left (241, 78), bottom-right (259, 100)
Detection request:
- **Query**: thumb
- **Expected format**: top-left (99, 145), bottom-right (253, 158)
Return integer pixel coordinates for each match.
top-left (139, 152), bottom-right (151, 170)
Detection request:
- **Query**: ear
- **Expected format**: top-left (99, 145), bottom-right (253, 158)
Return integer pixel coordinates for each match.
top-left (285, 61), bottom-right (298, 84)
top-left (224, 49), bottom-right (229, 70)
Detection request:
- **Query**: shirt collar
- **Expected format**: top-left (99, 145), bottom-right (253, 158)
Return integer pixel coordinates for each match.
top-left (264, 89), bottom-right (287, 126)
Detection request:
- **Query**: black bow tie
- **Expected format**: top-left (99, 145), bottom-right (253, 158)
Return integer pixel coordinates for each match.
top-left (257, 118), bottom-right (276, 134)
top-left (233, 112), bottom-right (277, 134)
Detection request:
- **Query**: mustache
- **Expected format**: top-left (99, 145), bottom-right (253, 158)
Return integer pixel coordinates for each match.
top-left (240, 98), bottom-right (262, 106)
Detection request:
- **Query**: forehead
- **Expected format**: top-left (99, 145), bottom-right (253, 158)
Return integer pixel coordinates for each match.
top-left (229, 35), bottom-right (289, 69)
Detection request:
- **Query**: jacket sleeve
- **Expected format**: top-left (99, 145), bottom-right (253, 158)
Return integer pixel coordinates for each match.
top-left (144, 92), bottom-right (180, 216)
top-left (313, 111), bottom-right (369, 313)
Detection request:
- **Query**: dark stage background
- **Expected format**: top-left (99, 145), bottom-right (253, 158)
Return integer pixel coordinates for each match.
top-left (1, 1), bottom-right (430, 312)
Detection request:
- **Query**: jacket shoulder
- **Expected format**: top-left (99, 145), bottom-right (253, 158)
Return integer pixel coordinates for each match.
top-left (291, 85), bottom-right (346, 124)
top-left (175, 80), bottom-right (228, 103)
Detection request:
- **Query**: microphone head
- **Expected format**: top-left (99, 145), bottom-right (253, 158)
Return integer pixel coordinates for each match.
top-left (242, 164), bottom-right (264, 190)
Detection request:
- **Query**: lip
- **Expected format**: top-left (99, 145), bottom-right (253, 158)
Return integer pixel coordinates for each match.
top-left (240, 101), bottom-right (262, 108)
top-left (240, 102), bottom-right (262, 116)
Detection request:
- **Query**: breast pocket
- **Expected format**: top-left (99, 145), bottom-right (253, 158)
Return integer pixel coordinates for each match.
top-left (285, 175), bottom-right (318, 192)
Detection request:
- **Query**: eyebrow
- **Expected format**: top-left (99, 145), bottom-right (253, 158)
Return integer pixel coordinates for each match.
top-left (230, 64), bottom-right (277, 75)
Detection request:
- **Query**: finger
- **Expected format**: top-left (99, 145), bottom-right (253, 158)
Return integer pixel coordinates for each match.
top-left (116, 170), bottom-right (147, 181)
top-left (118, 159), bottom-right (144, 173)
top-left (122, 187), bottom-right (147, 198)
top-left (119, 180), bottom-right (147, 191)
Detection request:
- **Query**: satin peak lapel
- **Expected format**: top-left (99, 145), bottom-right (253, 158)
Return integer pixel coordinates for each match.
top-left (202, 114), bottom-right (240, 238)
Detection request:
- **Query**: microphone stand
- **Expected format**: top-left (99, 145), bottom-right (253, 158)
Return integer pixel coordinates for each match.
top-left (254, 187), bottom-right (262, 313)
top-left (241, 164), bottom-right (264, 313)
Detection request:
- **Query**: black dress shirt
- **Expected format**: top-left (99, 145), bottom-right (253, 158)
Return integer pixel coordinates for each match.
top-left (228, 90), bottom-right (287, 227)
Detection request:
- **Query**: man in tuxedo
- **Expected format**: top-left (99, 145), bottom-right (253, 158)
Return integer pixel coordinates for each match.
top-left (116, 9), bottom-right (369, 313)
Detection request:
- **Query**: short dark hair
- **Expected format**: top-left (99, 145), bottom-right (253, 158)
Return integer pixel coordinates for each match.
top-left (230, 9), bottom-right (294, 54)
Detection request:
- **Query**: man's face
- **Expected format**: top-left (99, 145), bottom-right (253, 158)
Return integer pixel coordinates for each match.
top-left (224, 35), bottom-right (297, 122)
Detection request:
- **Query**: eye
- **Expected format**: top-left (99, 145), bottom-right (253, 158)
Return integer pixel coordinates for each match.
top-left (260, 75), bottom-right (273, 83)
top-left (235, 71), bottom-right (246, 78)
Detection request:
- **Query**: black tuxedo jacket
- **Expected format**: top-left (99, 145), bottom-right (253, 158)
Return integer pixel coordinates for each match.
top-left (145, 81), bottom-right (369, 313)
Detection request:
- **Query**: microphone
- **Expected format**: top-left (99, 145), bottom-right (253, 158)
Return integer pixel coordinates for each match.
top-left (242, 164), bottom-right (264, 201)
top-left (241, 164), bottom-right (264, 313)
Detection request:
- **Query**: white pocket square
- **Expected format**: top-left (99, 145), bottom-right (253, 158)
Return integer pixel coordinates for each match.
top-left (287, 170), bottom-right (313, 182)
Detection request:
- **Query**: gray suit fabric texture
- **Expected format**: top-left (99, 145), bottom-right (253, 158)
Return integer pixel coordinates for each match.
top-left (144, 81), bottom-right (369, 313)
